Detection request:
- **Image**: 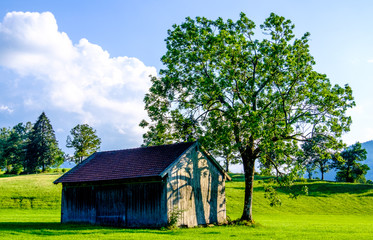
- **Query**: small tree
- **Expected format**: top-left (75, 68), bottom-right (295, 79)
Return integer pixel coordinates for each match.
top-left (301, 134), bottom-right (344, 180)
top-left (334, 142), bottom-right (369, 183)
top-left (304, 161), bottom-right (316, 180)
top-left (66, 124), bottom-right (101, 164)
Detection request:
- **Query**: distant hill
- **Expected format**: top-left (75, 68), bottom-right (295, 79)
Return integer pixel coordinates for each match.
top-left (60, 161), bottom-right (76, 169)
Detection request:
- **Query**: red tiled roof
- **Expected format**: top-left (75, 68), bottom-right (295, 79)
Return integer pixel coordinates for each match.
top-left (54, 142), bottom-right (196, 184)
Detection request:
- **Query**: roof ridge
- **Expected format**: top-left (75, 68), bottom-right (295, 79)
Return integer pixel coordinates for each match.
top-left (97, 141), bottom-right (196, 153)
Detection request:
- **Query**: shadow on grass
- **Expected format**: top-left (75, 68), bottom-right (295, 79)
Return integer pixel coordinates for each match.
top-left (230, 173), bottom-right (373, 197)
top-left (0, 222), bottom-right (107, 233)
top-left (273, 182), bottom-right (373, 197)
top-left (0, 222), bottom-right (183, 236)
top-left (228, 174), bottom-right (245, 182)
top-left (201, 231), bottom-right (220, 234)
top-left (0, 174), bottom-right (18, 178)
top-left (360, 193), bottom-right (373, 197)
top-left (228, 173), bottom-right (276, 183)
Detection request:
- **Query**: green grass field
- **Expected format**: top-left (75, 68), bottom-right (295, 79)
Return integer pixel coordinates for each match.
top-left (0, 173), bottom-right (372, 239)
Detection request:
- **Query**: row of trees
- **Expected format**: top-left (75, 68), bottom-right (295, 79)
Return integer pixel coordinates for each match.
top-left (301, 136), bottom-right (369, 183)
top-left (0, 112), bottom-right (101, 174)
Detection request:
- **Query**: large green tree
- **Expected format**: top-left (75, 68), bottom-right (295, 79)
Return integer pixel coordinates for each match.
top-left (66, 124), bottom-right (101, 164)
top-left (26, 112), bottom-right (64, 172)
top-left (141, 13), bottom-right (354, 221)
top-left (334, 142), bottom-right (369, 183)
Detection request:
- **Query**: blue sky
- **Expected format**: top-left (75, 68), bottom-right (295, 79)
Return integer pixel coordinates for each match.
top-left (0, 0), bottom-right (373, 165)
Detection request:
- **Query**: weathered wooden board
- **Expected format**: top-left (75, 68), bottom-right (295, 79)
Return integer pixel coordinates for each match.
top-left (166, 145), bottom-right (226, 227)
top-left (61, 181), bottom-right (167, 227)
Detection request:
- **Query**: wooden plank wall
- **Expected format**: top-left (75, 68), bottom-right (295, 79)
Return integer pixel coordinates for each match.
top-left (61, 181), bottom-right (167, 227)
top-left (166, 146), bottom-right (226, 227)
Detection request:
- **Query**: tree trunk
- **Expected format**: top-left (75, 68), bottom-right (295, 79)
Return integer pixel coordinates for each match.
top-left (225, 158), bottom-right (229, 173)
top-left (240, 153), bottom-right (256, 222)
top-left (5, 160), bottom-right (11, 173)
top-left (346, 166), bottom-right (352, 182)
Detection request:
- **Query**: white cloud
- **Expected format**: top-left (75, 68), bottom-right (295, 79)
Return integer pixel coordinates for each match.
top-left (368, 59), bottom-right (373, 63)
top-left (0, 105), bottom-right (13, 113)
top-left (0, 11), bottom-right (156, 138)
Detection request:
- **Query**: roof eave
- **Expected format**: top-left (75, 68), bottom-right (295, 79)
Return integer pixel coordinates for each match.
top-left (53, 153), bottom-right (97, 184)
top-left (197, 143), bottom-right (232, 181)
top-left (159, 141), bottom-right (231, 181)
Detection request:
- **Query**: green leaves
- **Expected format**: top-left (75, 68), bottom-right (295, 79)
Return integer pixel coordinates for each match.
top-left (141, 12), bottom-right (355, 220)
top-left (0, 125), bottom-right (30, 173)
top-left (145, 11), bottom-right (355, 159)
top-left (334, 142), bottom-right (369, 183)
top-left (301, 134), bottom-right (344, 180)
top-left (26, 112), bottom-right (64, 172)
top-left (66, 124), bottom-right (101, 164)
top-left (264, 185), bottom-right (282, 207)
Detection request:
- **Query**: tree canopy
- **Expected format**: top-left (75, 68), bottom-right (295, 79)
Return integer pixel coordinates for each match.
top-left (334, 142), bottom-right (369, 183)
top-left (0, 127), bottom-right (12, 172)
top-left (141, 13), bottom-right (355, 221)
top-left (0, 122), bottom-right (32, 174)
top-left (66, 124), bottom-right (101, 164)
top-left (301, 134), bottom-right (344, 180)
top-left (26, 112), bottom-right (64, 172)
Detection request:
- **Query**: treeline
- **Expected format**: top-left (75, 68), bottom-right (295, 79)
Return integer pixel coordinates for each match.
top-left (0, 112), bottom-right (101, 174)
top-left (300, 135), bottom-right (370, 183)
top-left (258, 139), bottom-right (370, 184)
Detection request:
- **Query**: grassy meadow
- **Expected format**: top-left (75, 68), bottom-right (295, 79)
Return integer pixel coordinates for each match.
top-left (0, 173), bottom-right (372, 239)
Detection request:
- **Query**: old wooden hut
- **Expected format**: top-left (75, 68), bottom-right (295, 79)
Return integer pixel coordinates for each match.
top-left (54, 141), bottom-right (230, 227)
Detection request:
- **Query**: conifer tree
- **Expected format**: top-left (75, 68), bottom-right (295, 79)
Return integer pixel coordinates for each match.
top-left (26, 112), bottom-right (64, 172)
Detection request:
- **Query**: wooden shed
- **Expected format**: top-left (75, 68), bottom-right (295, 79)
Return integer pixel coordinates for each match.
top-left (54, 141), bottom-right (230, 227)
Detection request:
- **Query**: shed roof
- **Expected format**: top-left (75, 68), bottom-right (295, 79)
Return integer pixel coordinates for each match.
top-left (54, 141), bottom-right (196, 184)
